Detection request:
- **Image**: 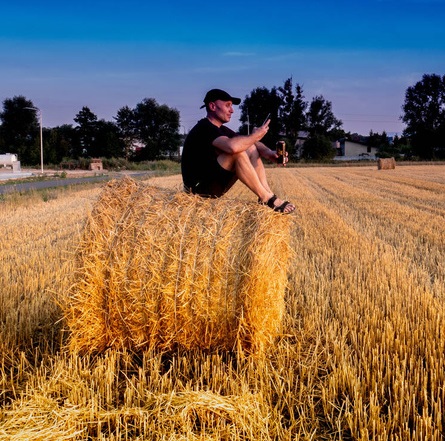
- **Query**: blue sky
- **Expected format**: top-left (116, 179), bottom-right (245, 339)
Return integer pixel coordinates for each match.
top-left (1, 0), bottom-right (444, 135)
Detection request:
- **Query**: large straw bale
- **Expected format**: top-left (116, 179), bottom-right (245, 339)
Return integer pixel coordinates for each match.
top-left (377, 157), bottom-right (396, 170)
top-left (65, 177), bottom-right (292, 355)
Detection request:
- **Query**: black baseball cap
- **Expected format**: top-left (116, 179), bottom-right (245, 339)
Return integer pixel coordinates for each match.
top-left (200, 89), bottom-right (241, 108)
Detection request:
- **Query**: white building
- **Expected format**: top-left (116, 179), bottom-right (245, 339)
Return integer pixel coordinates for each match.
top-left (334, 140), bottom-right (378, 161)
top-left (0, 153), bottom-right (21, 171)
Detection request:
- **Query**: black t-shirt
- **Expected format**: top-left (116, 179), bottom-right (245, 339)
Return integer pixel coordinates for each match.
top-left (181, 118), bottom-right (236, 188)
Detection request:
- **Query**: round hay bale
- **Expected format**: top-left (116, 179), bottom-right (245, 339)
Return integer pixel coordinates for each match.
top-left (377, 157), bottom-right (396, 170)
top-left (65, 177), bottom-right (292, 355)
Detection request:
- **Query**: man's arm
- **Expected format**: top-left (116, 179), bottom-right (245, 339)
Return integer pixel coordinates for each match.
top-left (212, 124), bottom-right (269, 154)
top-left (255, 141), bottom-right (279, 162)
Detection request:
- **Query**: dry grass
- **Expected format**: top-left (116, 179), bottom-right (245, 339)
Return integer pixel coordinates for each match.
top-left (1, 165), bottom-right (445, 440)
top-left (66, 177), bottom-right (291, 355)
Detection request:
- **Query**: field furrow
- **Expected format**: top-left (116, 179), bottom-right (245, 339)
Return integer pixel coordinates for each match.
top-left (295, 168), bottom-right (445, 293)
top-left (1, 165), bottom-right (444, 440)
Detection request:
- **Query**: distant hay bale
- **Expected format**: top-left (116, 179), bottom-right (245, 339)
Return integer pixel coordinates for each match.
top-left (377, 157), bottom-right (396, 170)
top-left (65, 177), bottom-right (292, 355)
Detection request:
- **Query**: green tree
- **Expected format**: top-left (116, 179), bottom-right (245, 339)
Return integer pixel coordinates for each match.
top-left (0, 95), bottom-right (41, 165)
top-left (239, 87), bottom-right (282, 145)
top-left (44, 125), bottom-right (75, 164)
top-left (278, 77), bottom-right (295, 136)
top-left (402, 73), bottom-right (445, 159)
top-left (392, 134), bottom-right (412, 158)
top-left (307, 95), bottom-right (342, 137)
top-left (94, 120), bottom-right (124, 158)
top-left (73, 106), bottom-right (98, 157)
top-left (74, 108), bottom-right (124, 158)
top-left (133, 98), bottom-right (181, 160)
top-left (278, 77), bottom-right (307, 146)
top-left (368, 130), bottom-right (389, 150)
top-left (301, 133), bottom-right (336, 161)
top-left (114, 106), bottom-right (137, 160)
top-left (368, 130), bottom-right (411, 159)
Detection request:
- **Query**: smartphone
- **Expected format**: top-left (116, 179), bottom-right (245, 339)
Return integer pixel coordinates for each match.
top-left (262, 113), bottom-right (271, 125)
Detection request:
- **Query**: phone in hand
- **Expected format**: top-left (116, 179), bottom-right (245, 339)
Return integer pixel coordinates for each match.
top-left (262, 113), bottom-right (271, 125)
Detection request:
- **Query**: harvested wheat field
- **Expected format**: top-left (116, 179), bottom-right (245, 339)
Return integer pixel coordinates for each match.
top-left (1, 164), bottom-right (445, 440)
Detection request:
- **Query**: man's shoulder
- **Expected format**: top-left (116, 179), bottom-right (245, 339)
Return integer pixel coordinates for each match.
top-left (188, 118), bottom-right (220, 137)
top-left (192, 118), bottom-right (211, 128)
top-left (220, 125), bottom-right (237, 137)
top-left (187, 118), bottom-right (210, 135)
top-left (186, 118), bottom-right (236, 141)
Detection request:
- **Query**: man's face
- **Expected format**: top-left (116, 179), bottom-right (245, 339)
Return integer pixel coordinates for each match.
top-left (209, 100), bottom-right (234, 124)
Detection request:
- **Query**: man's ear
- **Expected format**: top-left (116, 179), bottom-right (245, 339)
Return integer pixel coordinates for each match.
top-left (208, 102), bottom-right (216, 111)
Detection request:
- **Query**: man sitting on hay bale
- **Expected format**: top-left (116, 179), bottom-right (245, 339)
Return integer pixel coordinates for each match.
top-left (181, 89), bottom-right (295, 214)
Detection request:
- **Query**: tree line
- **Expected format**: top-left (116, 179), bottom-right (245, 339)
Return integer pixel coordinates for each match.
top-left (0, 96), bottom-right (181, 166)
top-left (0, 74), bottom-right (444, 166)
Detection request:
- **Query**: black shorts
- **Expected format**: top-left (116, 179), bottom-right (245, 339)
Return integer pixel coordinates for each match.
top-left (185, 160), bottom-right (237, 198)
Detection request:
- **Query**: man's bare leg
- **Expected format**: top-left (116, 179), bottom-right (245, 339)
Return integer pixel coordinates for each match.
top-left (245, 144), bottom-right (273, 194)
top-left (217, 147), bottom-right (295, 212)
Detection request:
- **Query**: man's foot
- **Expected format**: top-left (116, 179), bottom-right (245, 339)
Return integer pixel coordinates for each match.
top-left (260, 194), bottom-right (295, 214)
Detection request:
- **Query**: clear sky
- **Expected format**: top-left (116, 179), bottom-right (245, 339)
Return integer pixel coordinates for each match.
top-left (1, 0), bottom-right (444, 136)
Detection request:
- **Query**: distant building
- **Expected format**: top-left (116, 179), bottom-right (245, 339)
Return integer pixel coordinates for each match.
top-left (89, 158), bottom-right (103, 171)
top-left (294, 131), bottom-right (309, 158)
top-left (334, 139), bottom-right (378, 161)
top-left (0, 153), bottom-right (21, 171)
top-left (294, 133), bottom-right (378, 161)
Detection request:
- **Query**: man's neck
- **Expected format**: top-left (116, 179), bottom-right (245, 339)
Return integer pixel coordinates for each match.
top-left (206, 114), bottom-right (223, 128)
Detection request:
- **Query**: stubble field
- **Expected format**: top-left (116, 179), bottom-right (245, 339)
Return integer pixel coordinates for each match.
top-left (1, 164), bottom-right (444, 440)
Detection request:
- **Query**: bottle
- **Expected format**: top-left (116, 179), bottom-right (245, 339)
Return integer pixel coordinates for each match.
top-left (276, 140), bottom-right (286, 166)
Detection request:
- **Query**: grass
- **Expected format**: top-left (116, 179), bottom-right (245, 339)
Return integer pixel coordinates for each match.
top-left (1, 165), bottom-right (444, 440)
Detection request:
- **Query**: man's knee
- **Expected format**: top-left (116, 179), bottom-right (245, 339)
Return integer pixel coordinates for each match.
top-left (217, 147), bottom-right (258, 171)
top-left (218, 150), bottom-right (250, 170)
top-left (246, 144), bottom-right (260, 160)
top-left (217, 152), bottom-right (236, 171)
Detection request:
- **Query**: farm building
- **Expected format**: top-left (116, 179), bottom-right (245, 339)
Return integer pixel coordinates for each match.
top-left (0, 153), bottom-right (21, 171)
top-left (294, 133), bottom-right (378, 161)
top-left (334, 139), bottom-right (378, 161)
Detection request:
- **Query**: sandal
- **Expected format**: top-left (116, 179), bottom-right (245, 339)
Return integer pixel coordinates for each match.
top-left (260, 195), bottom-right (295, 214)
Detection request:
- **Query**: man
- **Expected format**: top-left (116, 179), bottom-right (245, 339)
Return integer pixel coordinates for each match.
top-left (181, 88), bottom-right (295, 214)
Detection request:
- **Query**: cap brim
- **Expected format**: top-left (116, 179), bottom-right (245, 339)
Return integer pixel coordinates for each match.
top-left (200, 97), bottom-right (241, 108)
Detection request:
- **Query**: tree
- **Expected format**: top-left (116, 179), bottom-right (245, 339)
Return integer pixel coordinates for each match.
top-left (73, 108), bottom-right (125, 158)
top-left (368, 130), bottom-right (390, 149)
top-left (44, 125), bottom-right (75, 163)
top-left (239, 82), bottom-right (342, 161)
top-left (94, 120), bottom-right (124, 158)
top-left (392, 134), bottom-right (412, 159)
top-left (306, 95), bottom-right (342, 137)
top-left (301, 133), bottom-right (336, 161)
top-left (278, 77), bottom-right (295, 136)
top-left (239, 87), bottom-right (282, 145)
top-left (114, 106), bottom-right (137, 160)
top-left (0, 95), bottom-right (41, 165)
top-left (402, 73), bottom-right (445, 159)
top-left (73, 106), bottom-right (98, 157)
top-left (278, 77), bottom-right (307, 145)
top-left (133, 98), bottom-right (181, 160)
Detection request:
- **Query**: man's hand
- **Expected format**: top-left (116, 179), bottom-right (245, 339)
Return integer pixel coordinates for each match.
top-left (277, 150), bottom-right (289, 166)
top-left (252, 119), bottom-right (270, 140)
top-left (257, 143), bottom-right (289, 166)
